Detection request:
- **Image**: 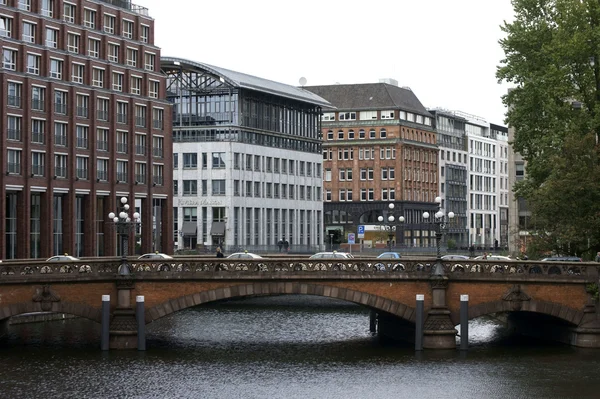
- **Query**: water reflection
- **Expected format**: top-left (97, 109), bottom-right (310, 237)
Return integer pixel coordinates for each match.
top-left (1, 295), bottom-right (599, 399)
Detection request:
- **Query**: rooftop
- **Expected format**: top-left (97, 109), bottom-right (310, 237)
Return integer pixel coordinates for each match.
top-left (97, 0), bottom-right (149, 17)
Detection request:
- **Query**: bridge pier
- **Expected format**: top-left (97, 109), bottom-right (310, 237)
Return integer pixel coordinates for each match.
top-left (422, 277), bottom-right (457, 349)
top-left (109, 278), bottom-right (138, 350)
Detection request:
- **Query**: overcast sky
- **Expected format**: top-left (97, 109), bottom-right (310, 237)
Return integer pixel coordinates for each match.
top-left (137, 0), bottom-right (515, 125)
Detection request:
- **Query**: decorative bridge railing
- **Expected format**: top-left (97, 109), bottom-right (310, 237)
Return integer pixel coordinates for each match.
top-left (0, 258), bottom-right (597, 281)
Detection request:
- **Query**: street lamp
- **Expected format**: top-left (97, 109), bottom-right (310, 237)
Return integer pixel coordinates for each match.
top-left (329, 233), bottom-right (334, 251)
top-left (108, 197), bottom-right (141, 275)
top-left (423, 196), bottom-right (454, 276)
top-left (377, 203), bottom-right (405, 251)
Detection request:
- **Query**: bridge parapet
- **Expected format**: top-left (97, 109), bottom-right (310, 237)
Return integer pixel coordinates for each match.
top-left (0, 258), bottom-right (598, 282)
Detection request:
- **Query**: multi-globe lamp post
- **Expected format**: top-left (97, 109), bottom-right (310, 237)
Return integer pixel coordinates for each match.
top-left (377, 203), bottom-right (404, 252)
top-left (108, 197), bottom-right (141, 275)
top-left (425, 196), bottom-right (454, 276)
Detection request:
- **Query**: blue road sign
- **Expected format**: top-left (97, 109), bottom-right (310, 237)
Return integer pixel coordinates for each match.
top-left (348, 233), bottom-right (356, 244)
top-left (357, 225), bottom-right (365, 238)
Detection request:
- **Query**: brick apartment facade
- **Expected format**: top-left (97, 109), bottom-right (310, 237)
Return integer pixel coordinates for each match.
top-left (305, 81), bottom-right (442, 248)
top-left (0, 0), bottom-right (172, 259)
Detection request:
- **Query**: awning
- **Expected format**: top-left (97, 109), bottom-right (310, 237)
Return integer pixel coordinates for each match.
top-left (181, 221), bottom-right (197, 236)
top-left (211, 222), bottom-right (226, 236)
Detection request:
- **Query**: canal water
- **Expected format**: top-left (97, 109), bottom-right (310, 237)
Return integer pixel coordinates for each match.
top-left (1, 295), bottom-right (599, 399)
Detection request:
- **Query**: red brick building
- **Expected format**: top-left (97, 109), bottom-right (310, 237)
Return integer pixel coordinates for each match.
top-left (0, 0), bottom-right (172, 259)
top-left (305, 81), bottom-right (440, 248)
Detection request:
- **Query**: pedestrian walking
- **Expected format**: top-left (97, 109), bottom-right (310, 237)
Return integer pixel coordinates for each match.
top-left (595, 251), bottom-right (600, 262)
top-left (216, 247), bottom-right (224, 258)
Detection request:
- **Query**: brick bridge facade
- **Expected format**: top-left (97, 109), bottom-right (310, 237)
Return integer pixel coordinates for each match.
top-left (1, 257), bottom-right (599, 349)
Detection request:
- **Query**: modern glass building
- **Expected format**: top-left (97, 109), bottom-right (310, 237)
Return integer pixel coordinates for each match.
top-left (161, 58), bottom-right (330, 253)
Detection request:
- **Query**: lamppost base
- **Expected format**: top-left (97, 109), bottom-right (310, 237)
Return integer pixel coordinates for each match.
top-left (423, 308), bottom-right (457, 349)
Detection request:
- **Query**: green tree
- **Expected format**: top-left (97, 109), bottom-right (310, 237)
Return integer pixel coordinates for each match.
top-left (497, 0), bottom-right (600, 255)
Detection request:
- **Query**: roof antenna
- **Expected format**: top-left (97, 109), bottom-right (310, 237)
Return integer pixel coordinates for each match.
top-left (299, 77), bottom-right (307, 87)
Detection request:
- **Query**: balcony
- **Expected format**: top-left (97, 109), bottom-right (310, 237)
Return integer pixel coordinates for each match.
top-left (98, 0), bottom-right (149, 16)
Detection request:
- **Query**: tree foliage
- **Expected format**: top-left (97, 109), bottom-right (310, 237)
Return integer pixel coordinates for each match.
top-left (497, 0), bottom-right (600, 256)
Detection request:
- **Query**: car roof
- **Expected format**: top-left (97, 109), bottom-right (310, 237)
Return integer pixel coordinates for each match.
top-left (310, 252), bottom-right (353, 258)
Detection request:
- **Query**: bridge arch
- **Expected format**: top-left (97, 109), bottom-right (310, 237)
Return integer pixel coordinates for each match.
top-left (464, 299), bottom-right (584, 326)
top-left (145, 282), bottom-right (416, 325)
top-left (0, 301), bottom-right (102, 324)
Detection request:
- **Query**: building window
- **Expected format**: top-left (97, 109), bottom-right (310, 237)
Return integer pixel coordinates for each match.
top-left (130, 76), bottom-right (141, 95)
top-left (112, 72), bottom-right (123, 92)
top-left (54, 122), bottom-right (67, 146)
top-left (7, 81), bottom-right (22, 108)
top-left (145, 53), bottom-right (155, 71)
top-left (183, 153), bottom-right (197, 168)
top-left (339, 112), bottom-right (356, 121)
top-left (122, 20), bottom-right (133, 39)
top-left (31, 119), bottom-right (45, 143)
top-left (149, 80), bottom-right (159, 98)
top-left (108, 43), bottom-right (119, 63)
top-left (212, 152), bottom-right (225, 168)
top-left (49, 59), bottom-right (63, 79)
top-left (71, 63), bottom-right (84, 83)
top-left (126, 48), bottom-right (138, 67)
top-left (381, 110), bottom-right (394, 119)
top-left (22, 22), bottom-right (35, 43)
top-left (7, 149), bottom-right (21, 174)
top-left (76, 156), bottom-right (89, 180)
top-left (32, 152), bottom-right (45, 176)
top-left (134, 162), bottom-right (146, 184)
top-left (54, 90), bottom-right (67, 114)
top-left (135, 134), bottom-right (146, 155)
top-left (45, 28), bottom-right (58, 48)
top-left (140, 25), bottom-right (149, 43)
top-left (212, 180), bottom-right (226, 195)
top-left (84, 8), bottom-right (96, 29)
top-left (67, 33), bottom-right (80, 53)
top-left (88, 38), bottom-right (100, 58)
top-left (117, 101), bottom-right (127, 123)
top-left (135, 105), bottom-right (146, 127)
top-left (3, 48), bottom-right (16, 70)
top-left (7, 116), bottom-right (22, 141)
top-left (360, 111), bottom-right (377, 120)
top-left (97, 128), bottom-right (108, 151)
top-left (348, 130), bottom-right (355, 139)
top-left (76, 125), bottom-right (89, 149)
top-left (31, 86), bottom-right (45, 111)
top-left (183, 180), bottom-right (197, 195)
top-left (26, 54), bottom-right (40, 75)
top-left (97, 98), bottom-right (109, 121)
top-left (76, 94), bottom-right (89, 118)
top-left (116, 160), bottom-right (128, 182)
top-left (152, 107), bottom-right (164, 129)
top-left (54, 154), bottom-right (67, 177)
top-left (380, 128), bottom-right (387, 138)
top-left (116, 131), bottom-right (128, 153)
top-left (92, 68), bottom-right (104, 87)
top-left (97, 159), bottom-right (108, 181)
top-left (104, 14), bottom-right (115, 34)
top-left (18, 0), bottom-right (31, 11)
top-left (63, 3), bottom-right (76, 23)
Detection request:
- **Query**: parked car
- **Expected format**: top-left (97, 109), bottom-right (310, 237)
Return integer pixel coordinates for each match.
top-left (541, 256), bottom-right (582, 262)
top-left (377, 252), bottom-right (402, 259)
top-left (309, 251), bottom-right (354, 259)
top-left (441, 254), bottom-right (470, 260)
top-left (46, 255), bottom-right (79, 261)
top-left (474, 255), bottom-right (512, 261)
top-left (137, 252), bottom-right (173, 260)
top-left (227, 252), bottom-right (263, 259)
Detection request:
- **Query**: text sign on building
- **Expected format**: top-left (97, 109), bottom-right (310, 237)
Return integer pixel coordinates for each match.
top-left (357, 225), bottom-right (365, 239)
top-left (348, 233), bottom-right (355, 245)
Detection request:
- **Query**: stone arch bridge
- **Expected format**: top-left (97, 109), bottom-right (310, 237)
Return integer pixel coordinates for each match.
top-left (1, 257), bottom-right (599, 349)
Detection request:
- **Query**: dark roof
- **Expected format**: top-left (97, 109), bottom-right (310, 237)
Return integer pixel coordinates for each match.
top-left (303, 83), bottom-right (432, 116)
top-left (161, 57), bottom-right (331, 108)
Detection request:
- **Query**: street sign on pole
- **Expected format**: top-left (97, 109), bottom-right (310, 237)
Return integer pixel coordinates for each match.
top-left (348, 233), bottom-right (355, 244)
top-left (357, 225), bottom-right (365, 239)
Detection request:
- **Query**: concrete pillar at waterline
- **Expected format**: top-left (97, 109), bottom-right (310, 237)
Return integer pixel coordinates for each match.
top-left (460, 295), bottom-right (469, 350)
top-left (109, 280), bottom-right (138, 350)
top-left (369, 310), bottom-right (377, 333)
top-left (137, 296), bottom-right (146, 351)
top-left (101, 295), bottom-right (110, 351)
top-left (415, 294), bottom-right (424, 351)
top-left (422, 278), bottom-right (457, 349)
